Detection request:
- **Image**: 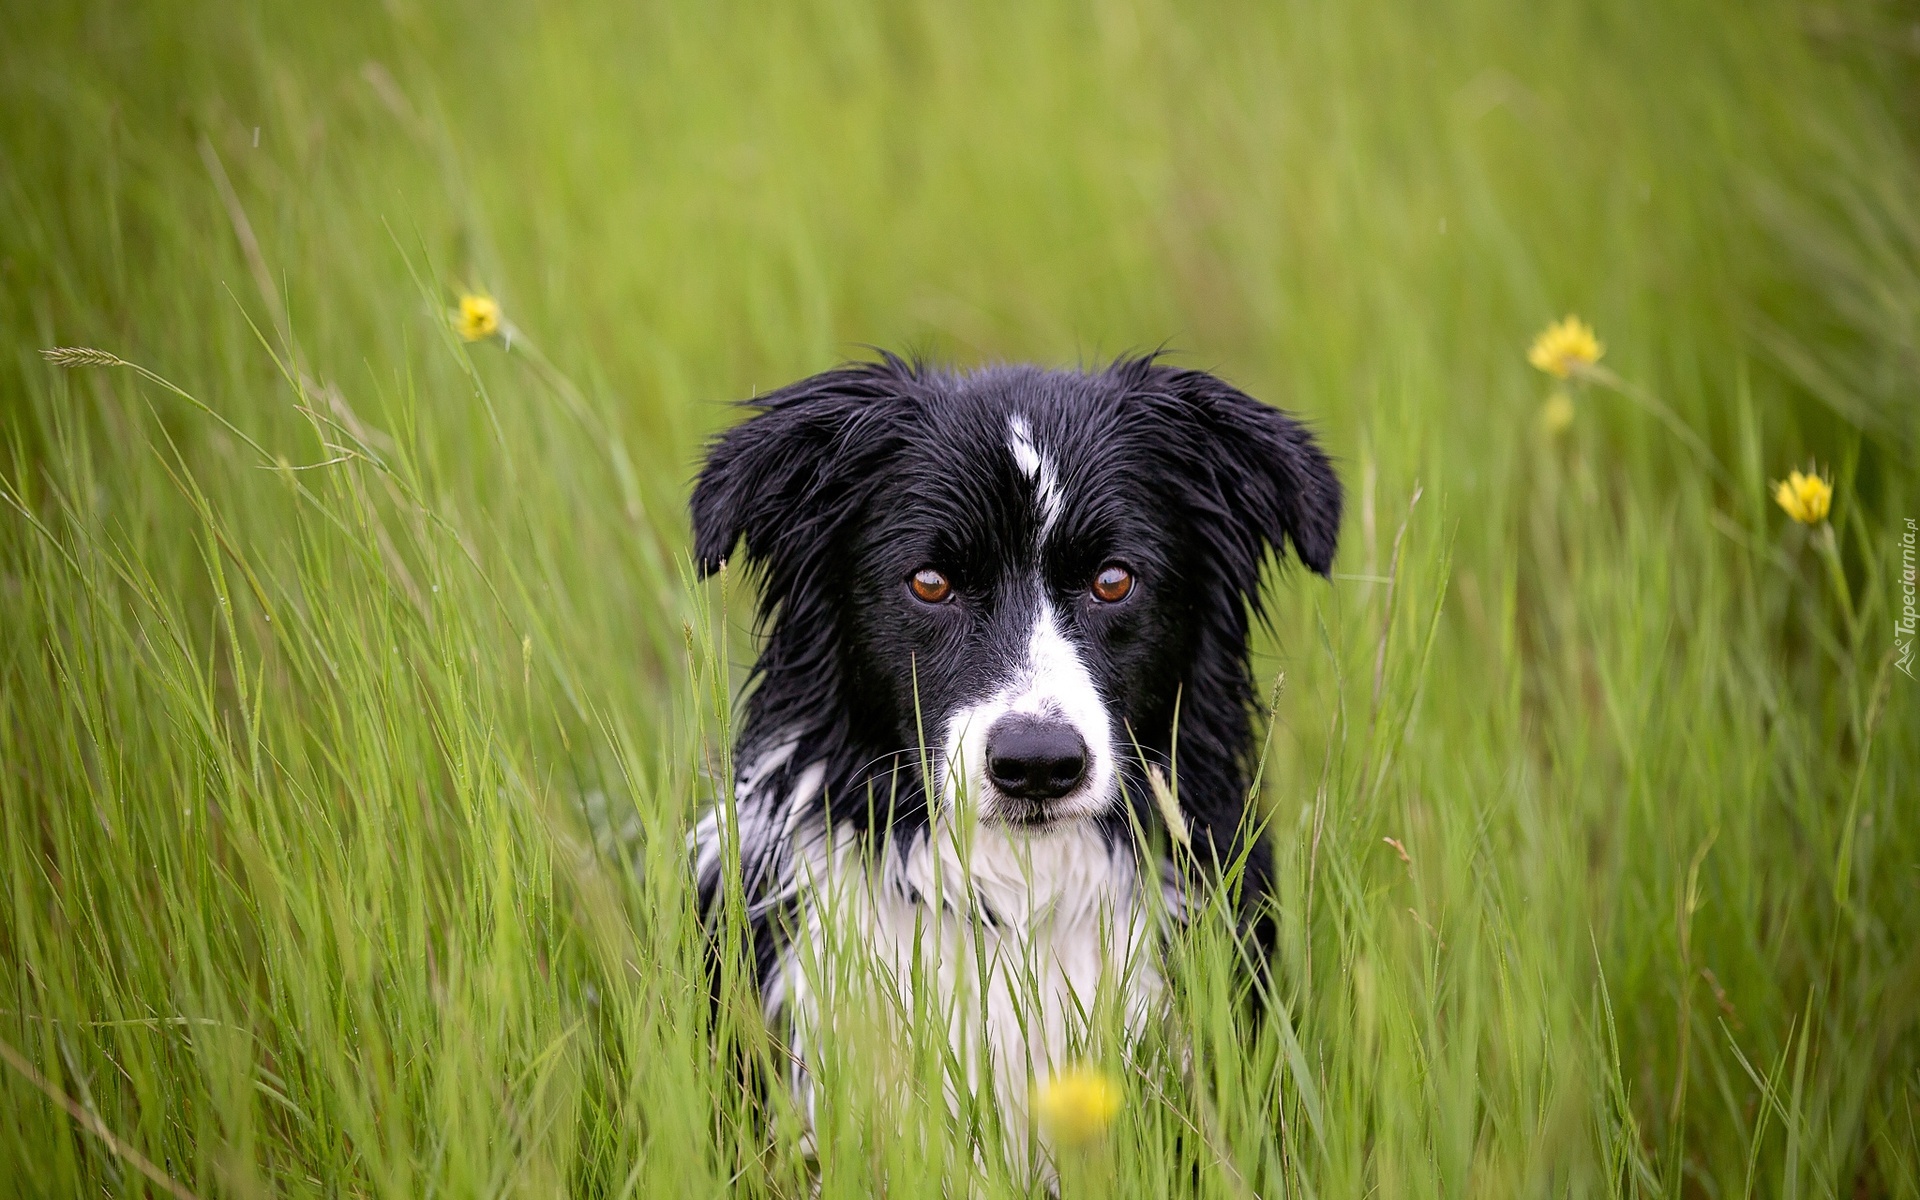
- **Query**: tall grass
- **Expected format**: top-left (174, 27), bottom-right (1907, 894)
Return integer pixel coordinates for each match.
top-left (2, 0), bottom-right (1915, 1195)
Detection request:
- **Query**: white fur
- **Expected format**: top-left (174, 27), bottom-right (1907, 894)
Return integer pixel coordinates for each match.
top-left (1007, 414), bottom-right (1063, 538)
top-left (693, 663), bottom-right (1157, 1166)
top-left (781, 805), bottom-right (1160, 1160)
top-left (940, 600), bottom-right (1115, 826)
top-left (691, 738), bottom-right (796, 890)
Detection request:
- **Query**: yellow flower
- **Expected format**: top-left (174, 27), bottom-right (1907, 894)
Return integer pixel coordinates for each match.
top-left (1527, 315), bottom-right (1604, 379)
top-left (454, 293), bottom-right (501, 341)
top-left (1032, 1066), bottom-right (1122, 1148)
top-left (1540, 390), bottom-right (1575, 435)
top-left (1773, 467), bottom-right (1832, 526)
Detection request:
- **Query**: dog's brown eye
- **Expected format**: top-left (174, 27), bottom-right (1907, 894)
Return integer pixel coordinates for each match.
top-left (1091, 564), bottom-right (1134, 603)
top-left (909, 568), bottom-right (952, 604)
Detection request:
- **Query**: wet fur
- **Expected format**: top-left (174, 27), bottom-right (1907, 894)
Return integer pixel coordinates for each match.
top-left (687, 353), bottom-right (1340, 1135)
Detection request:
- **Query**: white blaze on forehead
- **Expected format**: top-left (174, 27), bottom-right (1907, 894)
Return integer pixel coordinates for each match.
top-left (1007, 414), bottom-right (1063, 538)
top-left (939, 599), bottom-right (1114, 825)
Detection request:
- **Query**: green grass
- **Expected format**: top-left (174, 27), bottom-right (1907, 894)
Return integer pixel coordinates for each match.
top-left (3, 0), bottom-right (1917, 1195)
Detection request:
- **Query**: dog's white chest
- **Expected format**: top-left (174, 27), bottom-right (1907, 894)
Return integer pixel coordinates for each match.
top-left (776, 817), bottom-right (1161, 1130)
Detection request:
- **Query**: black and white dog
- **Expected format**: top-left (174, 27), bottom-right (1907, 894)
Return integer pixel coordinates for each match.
top-left (689, 353), bottom-right (1339, 1137)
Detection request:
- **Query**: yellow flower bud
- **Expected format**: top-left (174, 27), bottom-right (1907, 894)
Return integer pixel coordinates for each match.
top-left (1773, 468), bottom-right (1832, 526)
top-left (1031, 1066), bottom-right (1122, 1148)
top-left (454, 293), bottom-right (501, 342)
top-left (1540, 390), bottom-right (1575, 435)
top-left (1527, 316), bottom-right (1604, 379)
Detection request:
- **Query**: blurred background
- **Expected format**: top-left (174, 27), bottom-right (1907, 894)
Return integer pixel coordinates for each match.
top-left (2, 1), bottom-right (1916, 1196)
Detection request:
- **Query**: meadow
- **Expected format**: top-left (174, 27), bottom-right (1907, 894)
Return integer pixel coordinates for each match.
top-left (2, 0), bottom-right (1917, 1195)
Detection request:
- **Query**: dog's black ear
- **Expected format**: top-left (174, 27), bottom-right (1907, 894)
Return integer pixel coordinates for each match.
top-left (1121, 357), bottom-right (1342, 581)
top-left (691, 357), bottom-right (920, 580)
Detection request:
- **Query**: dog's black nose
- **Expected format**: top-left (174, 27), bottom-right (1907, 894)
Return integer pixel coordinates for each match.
top-left (985, 715), bottom-right (1088, 802)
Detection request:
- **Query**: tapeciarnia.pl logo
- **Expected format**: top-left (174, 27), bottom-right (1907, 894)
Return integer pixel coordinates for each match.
top-left (1899, 517), bottom-right (1917, 680)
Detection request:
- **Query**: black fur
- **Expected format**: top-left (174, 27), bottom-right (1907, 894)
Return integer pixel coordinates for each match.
top-left (690, 352), bottom-right (1340, 987)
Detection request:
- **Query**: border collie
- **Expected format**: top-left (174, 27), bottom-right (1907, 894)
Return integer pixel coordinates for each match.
top-left (689, 353), bottom-right (1340, 1149)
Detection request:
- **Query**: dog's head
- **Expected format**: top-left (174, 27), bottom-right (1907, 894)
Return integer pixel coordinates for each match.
top-left (692, 354), bottom-right (1339, 839)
